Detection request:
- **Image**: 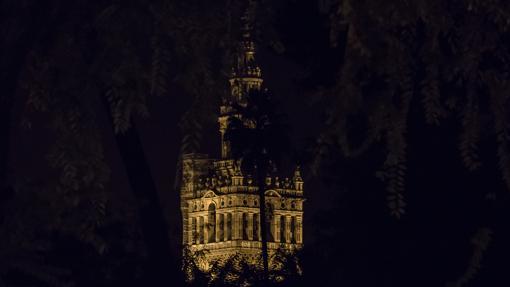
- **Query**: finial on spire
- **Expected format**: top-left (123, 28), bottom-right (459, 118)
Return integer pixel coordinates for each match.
top-left (293, 165), bottom-right (303, 182)
top-left (293, 165), bottom-right (304, 191)
top-left (219, 0), bottom-right (264, 159)
top-left (240, 5), bottom-right (253, 40)
top-left (226, 0), bottom-right (263, 104)
top-left (234, 160), bottom-right (243, 176)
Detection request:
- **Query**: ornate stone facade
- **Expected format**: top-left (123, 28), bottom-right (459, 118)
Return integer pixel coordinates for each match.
top-left (180, 21), bottom-right (304, 271)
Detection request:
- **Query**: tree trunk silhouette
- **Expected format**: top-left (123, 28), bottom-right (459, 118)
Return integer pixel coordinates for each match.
top-left (256, 158), bottom-right (270, 281)
top-left (0, 0), bottom-right (50, 203)
top-left (101, 95), bottom-right (181, 286)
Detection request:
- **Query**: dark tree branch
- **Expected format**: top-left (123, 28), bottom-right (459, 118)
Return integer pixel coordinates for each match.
top-left (100, 93), bottom-right (182, 286)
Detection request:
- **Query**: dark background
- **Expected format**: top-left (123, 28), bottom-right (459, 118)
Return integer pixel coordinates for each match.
top-left (3, 0), bottom-right (510, 286)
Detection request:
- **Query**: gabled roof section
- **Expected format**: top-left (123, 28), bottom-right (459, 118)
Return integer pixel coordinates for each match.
top-left (201, 190), bottom-right (219, 199)
top-left (265, 189), bottom-right (282, 198)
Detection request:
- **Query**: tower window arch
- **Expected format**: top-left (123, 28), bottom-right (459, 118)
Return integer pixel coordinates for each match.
top-left (265, 202), bottom-right (274, 242)
top-left (242, 213), bottom-right (249, 240)
top-left (253, 214), bottom-right (259, 241)
top-left (227, 213), bottom-right (232, 240)
top-left (208, 203), bottom-right (216, 243)
top-left (280, 215), bottom-right (286, 243)
top-left (219, 213), bottom-right (225, 241)
top-left (199, 217), bottom-right (204, 244)
top-left (290, 216), bottom-right (296, 243)
top-left (191, 217), bottom-right (197, 244)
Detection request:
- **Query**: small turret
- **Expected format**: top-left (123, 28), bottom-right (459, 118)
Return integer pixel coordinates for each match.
top-left (231, 161), bottom-right (244, 186)
top-left (218, 8), bottom-right (263, 159)
top-left (229, 11), bottom-right (263, 102)
top-left (293, 166), bottom-right (304, 191)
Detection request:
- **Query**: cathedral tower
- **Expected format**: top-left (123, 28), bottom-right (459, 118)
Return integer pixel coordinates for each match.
top-left (180, 12), bottom-right (304, 272)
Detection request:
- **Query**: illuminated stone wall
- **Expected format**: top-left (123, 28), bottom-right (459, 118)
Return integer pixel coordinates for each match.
top-left (181, 155), bottom-right (304, 270)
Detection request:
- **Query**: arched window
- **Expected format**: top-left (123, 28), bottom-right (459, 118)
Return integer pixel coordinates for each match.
top-left (242, 213), bottom-right (249, 240)
top-left (280, 215), bottom-right (286, 243)
top-left (208, 203), bottom-right (216, 243)
top-left (199, 216), bottom-right (204, 244)
top-left (191, 217), bottom-right (197, 244)
top-left (227, 213), bottom-right (232, 240)
top-left (219, 213), bottom-right (225, 241)
top-left (265, 203), bottom-right (274, 242)
top-left (253, 214), bottom-right (259, 241)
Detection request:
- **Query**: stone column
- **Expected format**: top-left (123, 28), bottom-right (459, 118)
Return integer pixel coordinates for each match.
top-left (227, 212), bottom-right (232, 240)
top-left (194, 217), bottom-right (198, 244)
top-left (272, 215), bottom-right (277, 242)
top-left (199, 216), bottom-right (205, 244)
top-left (216, 213), bottom-right (221, 242)
top-left (296, 215), bottom-right (303, 243)
top-left (253, 213), bottom-right (260, 241)
top-left (222, 213), bottom-right (226, 242)
top-left (275, 215), bottom-right (281, 242)
top-left (188, 216), bottom-right (194, 244)
top-left (285, 216), bottom-right (291, 244)
top-left (266, 214), bottom-right (275, 242)
top-left (221, 213), bottom-right (225, 242)
top-left (232, 212), bottom-right (239, 240)
top-left (241, 212), bottom-right (247, 240)
top-left (204, 215), bottom-right (209, 244)
top-left (227, 213), bottom-right (230, 241)
top-left (238, 212), bottom-right (241, 240)
top-left (258, 214), bottom-right (262, 240)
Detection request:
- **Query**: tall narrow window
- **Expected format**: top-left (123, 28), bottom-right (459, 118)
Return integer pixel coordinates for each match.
top-left (280, 215), bottom-right (286, 243)
top-left (191, 217), bottom-right (197, 244)
top-left (219, 214), bottom-right (225, 241)
top-left (242, 213), bottom-right (249, 240)
top-left (208, 204), bottom-right (216, 243)
top-left (253, 214), bottom-right (259, 241)
top-left (227, 213), bottom-right (232, 240)
top-left (199, 216), bottom-right (204, 244)
top-left (290, 216), bottom-right (296, 243)
top-left (265, 203), bottom-right (274, 242)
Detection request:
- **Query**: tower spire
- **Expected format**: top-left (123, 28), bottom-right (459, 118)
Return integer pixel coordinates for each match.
top-left (219, 3), bottom-right (263, 159)
top-left (228, 2), bottom-right (263, 104)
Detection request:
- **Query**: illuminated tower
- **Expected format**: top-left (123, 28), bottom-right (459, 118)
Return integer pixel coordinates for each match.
top-left (218, 15), bottom-right (262, 159)
top-left (180, 13), bottom-right (304, 272)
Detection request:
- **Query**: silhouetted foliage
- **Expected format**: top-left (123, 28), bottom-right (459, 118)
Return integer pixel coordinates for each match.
top-left (183, 246), bottom-right (302, 287)
top-left (307, 0), bottom-right (510, 286)
top-left (1, 0), bottom-right (246, 285)
top-left (224, 88), bottom-right (290, 280)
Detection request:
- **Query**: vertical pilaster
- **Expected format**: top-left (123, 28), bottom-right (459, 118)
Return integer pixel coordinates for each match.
top-left (227, 212), bottom-right (232, 240)
top-left (272, 215), bottom-right (277, 242)
top-left (216, 213), bottom-right (221, 242)
top-left (189, 216), bottom-right (194, 244)
top-left (296, 215), bottom-right (303, 243)
top-left (182, 204), bottom-right (188, 245)
top-left (275, 215), bottom-right (281, 242)
top-left (199, 216), bottom-right (205, 244)
top-left (253, 213), bottom-right (260, 241)
top-left (257, 214), bottom-right (262, 240)
top-left (239, 212), bottom-right (244, 240)
top-left (224, 213), bottom-right (228, 241)
top-left (265, 214), bottom-right (274, 242)
top-left (285, 216), bottom-right (291, 244)
top-left (242, 212), bottom-right (248, 240)
top-left (204, 215), bottom-right (209, 244)
top-left (232, 212), bottom-right (238, 240)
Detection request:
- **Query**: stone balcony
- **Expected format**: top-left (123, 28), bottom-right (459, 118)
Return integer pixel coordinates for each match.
top-left (190, 240), bottom-right (303, 251)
